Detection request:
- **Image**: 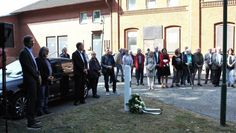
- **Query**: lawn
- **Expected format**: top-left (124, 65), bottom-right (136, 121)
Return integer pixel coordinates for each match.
top-left (1, 95), bottom-right (236, 133)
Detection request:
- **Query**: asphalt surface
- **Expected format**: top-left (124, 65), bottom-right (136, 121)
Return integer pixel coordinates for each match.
top-left (96, 76), bottom-right (236, 123)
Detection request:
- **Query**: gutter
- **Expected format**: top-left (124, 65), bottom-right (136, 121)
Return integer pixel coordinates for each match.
top-left (105, 0), bottom-right (113, 50)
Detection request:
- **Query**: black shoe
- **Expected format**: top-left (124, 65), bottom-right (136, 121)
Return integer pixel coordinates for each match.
top-left (141, 83), bottom-right (144, 86)
top-left (121, 79), bottom-right (124, 82)
top-left (80, 101), bottom-right (86, 104)
top-left (93, 95), bottom-right (100, 98)
top-left (176, 84), bottom-right (180, 87)
top-left (27, 123), bottom-right (42, 130)
top-left (170, 85), bottom-right (174, 88)
top-left (116, 80), bottom-right (120, 82)
top-left (231, 85), bottom-right (235, 88)
top-left (73, 102), bottom-right (79, 106)
top-left (198, 83), bottom-right (202, 86)
top-left (37, 111), bottom-right (44, 116)
top-left (44, 110), bottom-right (52, 114)
top-left (136, 83), bottom-right (139, 86)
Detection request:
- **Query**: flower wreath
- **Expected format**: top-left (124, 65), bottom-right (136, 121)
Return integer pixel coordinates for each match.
top-left (127, 94), bottom-right (146, 114)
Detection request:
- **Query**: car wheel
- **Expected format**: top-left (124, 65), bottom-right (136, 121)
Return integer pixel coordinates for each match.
top-left (12, 93), bottom-right (27, 119)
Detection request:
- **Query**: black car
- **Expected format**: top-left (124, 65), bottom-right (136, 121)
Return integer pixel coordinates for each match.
top-left (0, 58), bottom-right (88, 119)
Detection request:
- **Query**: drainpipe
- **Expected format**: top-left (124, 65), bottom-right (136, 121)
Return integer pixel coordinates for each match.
top-left (105, 0), bottom-right (113, 50)
top-left (199, 0), bottom-right (202, 49)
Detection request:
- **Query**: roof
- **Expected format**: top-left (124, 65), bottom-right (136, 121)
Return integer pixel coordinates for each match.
top-left (11, 0), bottom-right (102, 14)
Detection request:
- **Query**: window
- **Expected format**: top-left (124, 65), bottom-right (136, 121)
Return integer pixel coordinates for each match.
top-left (147, 0), bottom-right (156, 9)
top-left (165, 26), bottom-right (181, 54)
top-left (80, 12), bottom-right (88, 24)
top-left (46, 36), bottom-right (57, 58)
top-left (127, 0), bottom-right (136, 10)
top-left (127, 30), bottom-right (137, 53)
top-left (215, 23), bottom-right (235, 49)
top-left (167, 0), bottom-right (179, 7)
top-left (93, 10), bottom-right (101, 23)
top-left (46, 35), bottom-right (68, 58)
top-left (58, 36), bottom-right (68, 56)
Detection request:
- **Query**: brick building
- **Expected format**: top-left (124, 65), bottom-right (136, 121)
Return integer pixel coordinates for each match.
top-left (0, 0), bottom-right (236, 64)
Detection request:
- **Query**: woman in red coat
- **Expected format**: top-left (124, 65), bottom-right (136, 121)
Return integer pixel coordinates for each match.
top-left (159, 48), bottom-right (171, 88)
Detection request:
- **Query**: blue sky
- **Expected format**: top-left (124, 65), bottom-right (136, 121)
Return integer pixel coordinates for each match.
top-left (0, 0), bottom-right (39, 16)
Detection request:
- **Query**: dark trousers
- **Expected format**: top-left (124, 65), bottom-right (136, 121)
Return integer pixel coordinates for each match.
top-left (37, 85), bottom-right (49, 113)
top-left (181, 65), bottom-right (189, 84)
top-left (205, 65), bottom-right (212, 84)
top-left (155, 67), bottom-right (161, 84)
top-left (212, 67), bottom-right (222, 86)
top-left (115, 64), bottom-right (124, 81)
top-left (74, 74), bottom-right (85, 103)
top-left (90, 77), bottom-right (99, 96)
top-left (136, 67), bottom-right (144, 84)
top-left (193, 67), bottom-right (202, 84)
top-left (26, 82), bottom-right (38, 125)
top-left (104, 70), bottom-right (116, 92)
top-left (172, 69), bottom-right (182, 84)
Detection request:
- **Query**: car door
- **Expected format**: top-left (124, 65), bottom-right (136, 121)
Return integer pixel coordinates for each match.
top-left (48, 59), bottom-right (63, 100)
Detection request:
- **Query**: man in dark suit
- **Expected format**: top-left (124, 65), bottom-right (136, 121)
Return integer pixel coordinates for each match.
top-left (19, 35), bottom-right (42, 129)
top-left (72, 42), bottom-right (88, 105)
top-left (154, 46), bottom-right (161, 84)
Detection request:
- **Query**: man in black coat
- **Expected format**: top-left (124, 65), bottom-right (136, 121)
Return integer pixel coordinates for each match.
top-left (72, 42), bottom-right (88, 105)
top-left (88, 51), bottom-right (101, 98)
top-left (19, 35), bottom-right (42, 129)
top-left (101, 49), bottom-right (117, 96)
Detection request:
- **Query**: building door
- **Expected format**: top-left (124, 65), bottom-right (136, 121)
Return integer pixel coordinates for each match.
top-left (92, 33), bottom-right (102, 62)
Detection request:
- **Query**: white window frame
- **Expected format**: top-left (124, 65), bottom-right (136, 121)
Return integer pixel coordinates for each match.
top-left (93, 10), bottom-right (101, 23)
top-left (147, 0), bottom-right (156, 9)
top-left (167, 0), bottom-right (179, 7)
top-left (127, 0), bottom-right (136, 11)
top-left (127, 31), bottom-right (138, 53)
top-left (80, 12), bottom-right (88, 24)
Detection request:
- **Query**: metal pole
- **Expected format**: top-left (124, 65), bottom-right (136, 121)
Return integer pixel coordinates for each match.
top-left (220, 0), bottom-right (228, 126)
top-left (2, 45), bottom-right (8, 132)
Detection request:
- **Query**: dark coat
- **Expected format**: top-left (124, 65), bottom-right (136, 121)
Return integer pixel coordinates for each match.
top-left (101, 54), bottom-right (115, 74)
top-left (72, 50), bottom-right (87, 77)
top-left (19, 48), bottom-right (40, 87)
top-left (89, 57), bottom-right (101, 78)
top-left (36, 57), bottom-right (51, 85)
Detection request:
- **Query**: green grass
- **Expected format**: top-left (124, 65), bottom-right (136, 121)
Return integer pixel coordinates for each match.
top-left (1, 96), bottom-right (236, 133)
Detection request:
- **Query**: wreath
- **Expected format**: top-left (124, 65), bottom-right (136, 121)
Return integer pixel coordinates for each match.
top-left (127, 94), bottom-right (146, 114)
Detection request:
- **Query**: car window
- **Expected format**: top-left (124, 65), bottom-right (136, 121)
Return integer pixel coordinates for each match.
top-left (51, 61), bottom-right (63, 76)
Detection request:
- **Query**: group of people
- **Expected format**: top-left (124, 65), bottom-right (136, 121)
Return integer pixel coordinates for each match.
top-left (19, 36), bottom-right (102, 130)
top-left (19, 35), bottom-right (236, 130)
top-left (113, 46), bottom-right (236, 90)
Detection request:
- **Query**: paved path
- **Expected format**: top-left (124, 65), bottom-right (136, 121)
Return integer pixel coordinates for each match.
top-left (97, 76), bottom-right (236, 123)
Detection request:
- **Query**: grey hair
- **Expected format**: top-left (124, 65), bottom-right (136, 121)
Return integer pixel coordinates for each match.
top-left (38, 46), bottom-right (49, 58)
